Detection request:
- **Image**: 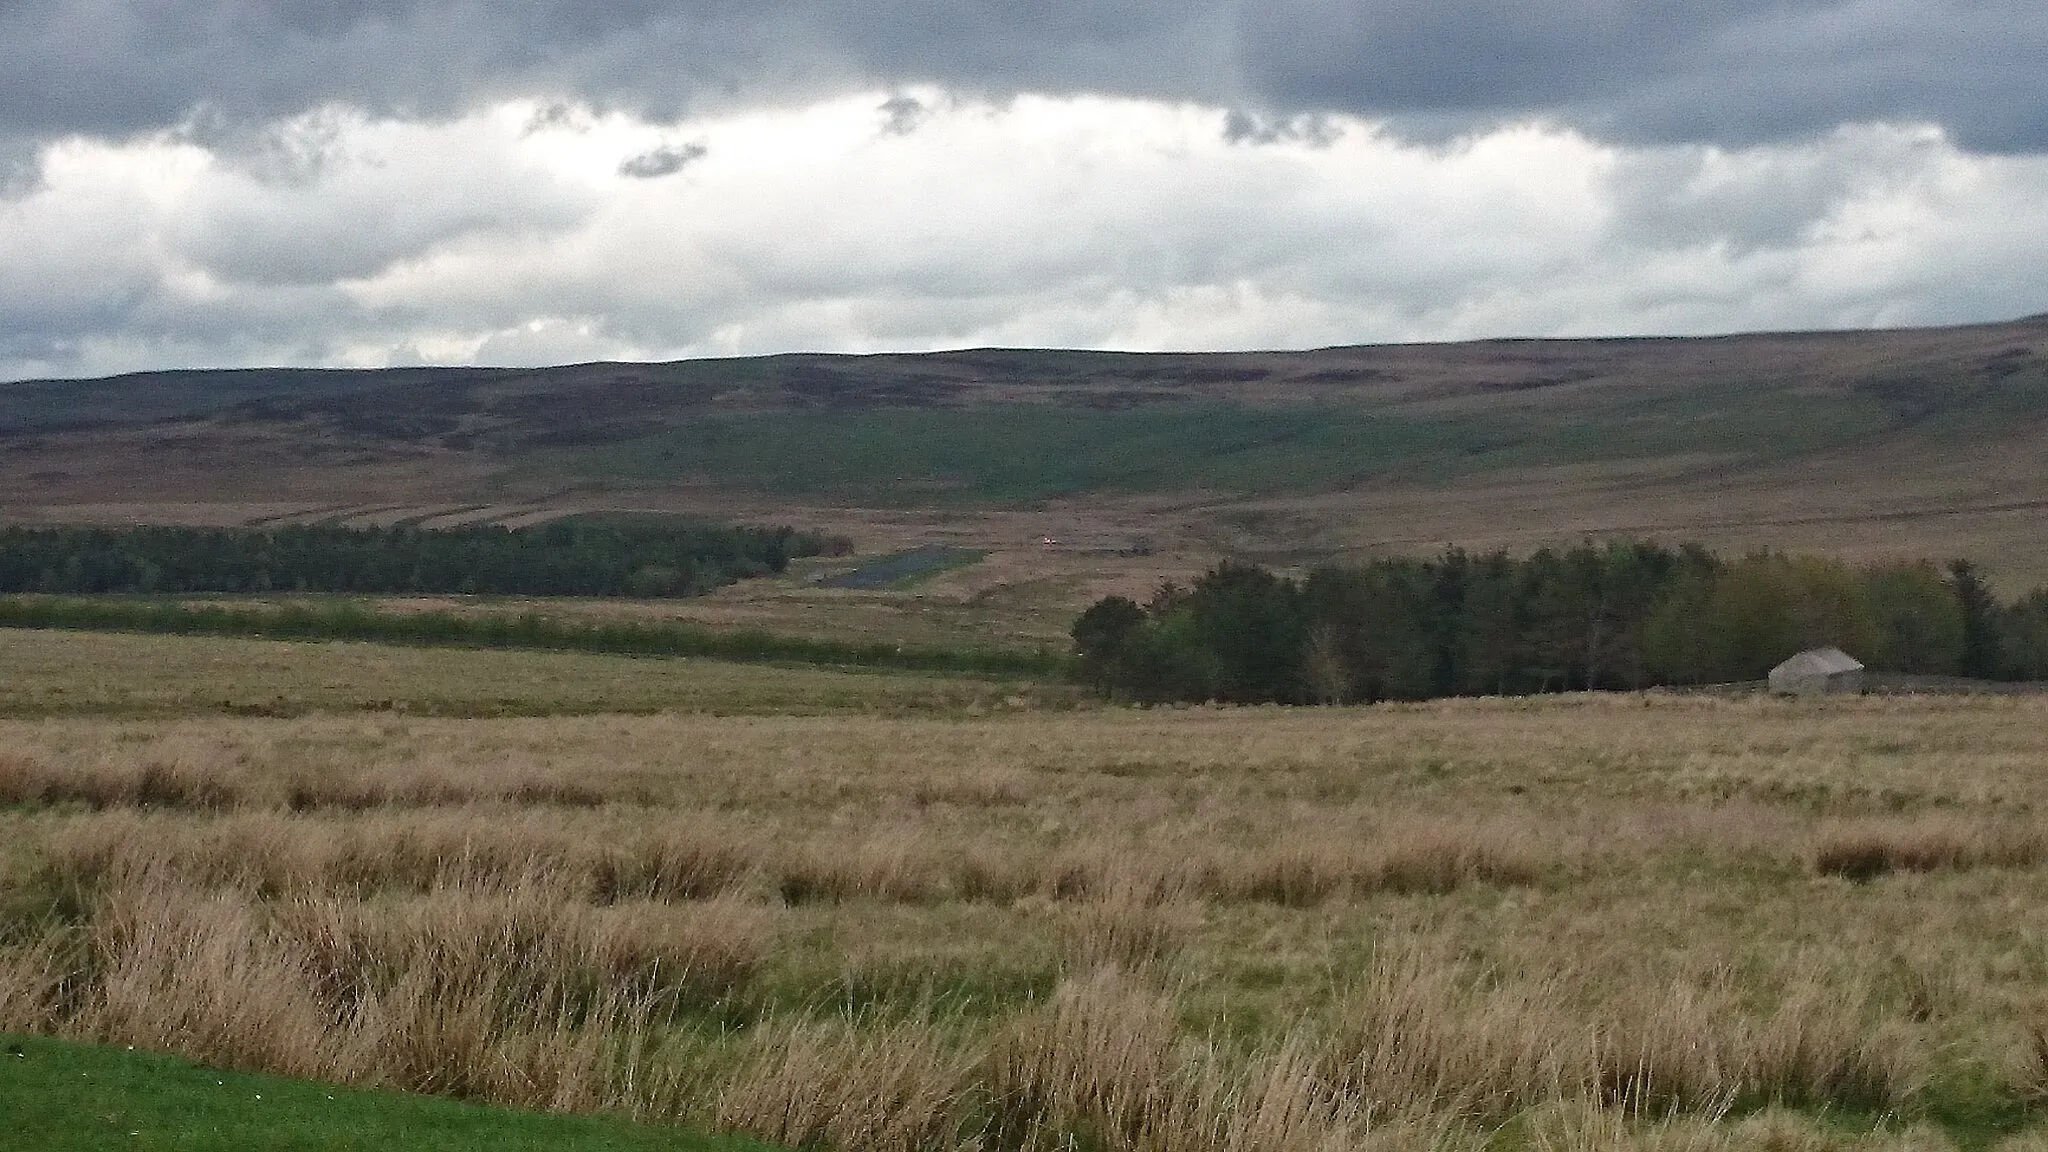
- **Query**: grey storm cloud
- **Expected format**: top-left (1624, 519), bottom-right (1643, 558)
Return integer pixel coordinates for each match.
top-left (0, 135), bottom-right (41, 196)
top-left (2, 1), bottom-right (2044, 152)
top-left (1222, 109), bottom-right (1341, 148)
top-left (618, 141), bottom-right (707, 178)
top-left (1237, 0), bottom-right (2048, 152)
top-left (878, 94), bottom-right (929, 137)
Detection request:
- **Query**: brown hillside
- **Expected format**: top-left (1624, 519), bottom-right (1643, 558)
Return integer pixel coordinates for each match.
top-left (4, 315), bottom-right (2047, 605)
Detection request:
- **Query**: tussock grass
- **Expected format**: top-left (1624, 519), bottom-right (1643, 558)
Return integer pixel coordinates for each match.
top-left (1519, 1104), bottom-right (1960, 1151)
top-left (1062, 895), bottom-right (1197, 972)
top-left (1326, 948), bottom-right (1923, 1119)
top-left (7, 692), bottom-right (2048, 1150)
top-left (714, 1017), bottom-right (978, 1152)
top-left (2, 868), bottom-right (776, 1115)
top-left (1813, 818), bottom-right (2048, 880)
top-left (0, 749), bottom-right (639, 811)
top-left (19, 808), bottom-right (1563, 912)
top-left (1199, 823), bottom-right (1550, 906)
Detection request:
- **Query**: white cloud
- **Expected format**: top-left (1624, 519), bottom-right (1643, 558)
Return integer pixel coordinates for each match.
top-left (3, 92), bottom-right (2046, 380)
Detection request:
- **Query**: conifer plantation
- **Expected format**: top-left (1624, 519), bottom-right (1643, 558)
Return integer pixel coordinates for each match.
top-left (0, 519), bottom-right (836, 598)
top-left (1074, 543), bottom-right (2048, 703)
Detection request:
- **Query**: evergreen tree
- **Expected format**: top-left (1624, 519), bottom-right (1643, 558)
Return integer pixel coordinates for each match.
top-left (1948, 559), bottom-right (2004, 678)
top-left (1071, 595), bottom-right (1146, 696)
top-left (1866, 561), bottom-right (1965, 674)
top-left (1183, 562), bottom-right (1305, 703)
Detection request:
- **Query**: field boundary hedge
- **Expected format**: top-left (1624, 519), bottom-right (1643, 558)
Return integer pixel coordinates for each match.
top-left (0, 596), bottom-right (1073, 681)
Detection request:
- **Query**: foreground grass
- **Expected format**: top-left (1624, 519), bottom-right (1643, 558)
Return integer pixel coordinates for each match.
top-left (0, 1032), bottom-right (773, 1152)
top-left (9, 639), bottom-right (2048, 1149)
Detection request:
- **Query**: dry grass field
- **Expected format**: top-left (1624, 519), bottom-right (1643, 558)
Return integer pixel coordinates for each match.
top-left (4, 627), bottom-right (2048, 1149)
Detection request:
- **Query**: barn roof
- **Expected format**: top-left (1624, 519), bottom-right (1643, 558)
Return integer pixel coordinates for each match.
top-left (1772, 647), bottom-right (1865, 677)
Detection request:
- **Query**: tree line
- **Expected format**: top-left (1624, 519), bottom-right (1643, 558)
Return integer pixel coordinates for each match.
top-left (0, 519), bottom-right (840, 599)
top-left (1072, 542), bottom-right (2048, 703)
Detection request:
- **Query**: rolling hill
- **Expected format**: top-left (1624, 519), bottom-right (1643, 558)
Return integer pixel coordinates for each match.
top-left (4, 314), bottom-right (2047, 596)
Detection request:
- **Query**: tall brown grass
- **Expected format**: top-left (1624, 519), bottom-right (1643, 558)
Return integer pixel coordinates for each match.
top-left (0, 749), bottom-right (639, 811)
top-left (718, 970), bottom-right (1393, 1152)
top-left (1812, 817), bottom-right (2048, 880)
top-left (0, 860), bottom-right (1932, 1152)
top-left (1325, 947), bottom-right (1922, 1118)
top-left (9, 694), bottom-right (2048, 1150)
top-left (19, 808), bottom-right (1566, 911)
top-left (0, 868), bottom-right (772, 1113)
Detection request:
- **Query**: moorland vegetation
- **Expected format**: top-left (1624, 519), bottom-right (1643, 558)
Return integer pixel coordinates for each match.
top-left (1075, 542), bottom-right (2048, 703)
top-left (6, 316), bottom-right (2048, 1148)
top-left (0, 596), bottom-right (1069, 681)
top-left (3, 641), bottom-right (2048, 1151)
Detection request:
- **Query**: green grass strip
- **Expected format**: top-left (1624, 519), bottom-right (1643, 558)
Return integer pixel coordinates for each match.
top-left (0, 1032), bottom-right (776, 1152)
top-left (0, 595), bottom-right (1074, 681)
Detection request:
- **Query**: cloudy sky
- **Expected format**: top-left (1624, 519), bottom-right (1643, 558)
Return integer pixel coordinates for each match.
top-left (3, 1), bottom-right (2046, 381)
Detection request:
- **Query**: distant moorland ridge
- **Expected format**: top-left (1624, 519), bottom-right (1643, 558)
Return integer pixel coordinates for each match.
top-left (5, 314), bottom-right (2048, 590)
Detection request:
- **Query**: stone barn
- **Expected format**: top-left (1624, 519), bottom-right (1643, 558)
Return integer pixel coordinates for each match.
top-left (1768, 647), bottom-right (1866, 695)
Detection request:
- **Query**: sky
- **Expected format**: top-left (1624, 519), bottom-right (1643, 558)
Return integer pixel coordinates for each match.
top-left (2, 1), bottom-right (2046, 381)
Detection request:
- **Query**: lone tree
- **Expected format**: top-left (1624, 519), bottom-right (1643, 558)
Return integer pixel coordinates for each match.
top-left (1071, 595), bottom-right (1145, 695)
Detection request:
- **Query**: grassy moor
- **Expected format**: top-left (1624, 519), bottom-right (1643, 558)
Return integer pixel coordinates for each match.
top-left (5, 632), bottom-right (2048, 1149)
top-left (8, 319), bottom-right (2048, 1149)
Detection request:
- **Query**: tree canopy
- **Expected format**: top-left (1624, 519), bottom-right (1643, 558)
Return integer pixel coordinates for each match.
top-left (0, 518), bottom-right (836, 599)
top-left (1073, 542), bottom-right (2048, 703)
